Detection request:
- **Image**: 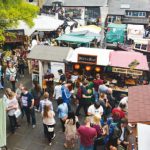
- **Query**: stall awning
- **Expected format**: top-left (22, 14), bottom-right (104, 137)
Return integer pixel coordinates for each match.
top-left (12, 15), bottom-right (64, 36)
top-left (73, 25), bottom-right (101, 34)
top-left (109, 51), bottom-right (149, 71)
top-left (27, 45), bottom-right (73, 62)
top-left (56, 34), bottom-right (94, 43)
top-left (66, 47), bottom-right (113, 66)
top-left (56, 30), bottom-right (101, 44)
top-left (127, 24), bottom-right (145, 40)
top-left (128, 85), bottom-right (150, 123)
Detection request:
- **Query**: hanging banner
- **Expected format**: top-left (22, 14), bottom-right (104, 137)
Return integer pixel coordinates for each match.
top-left (112, 67), bottom-right (143, 75)
top-left (78, 54), bottom-right (97, 64)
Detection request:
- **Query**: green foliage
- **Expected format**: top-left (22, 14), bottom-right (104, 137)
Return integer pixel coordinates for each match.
top-left (0, 0), bottom-right (39, 43)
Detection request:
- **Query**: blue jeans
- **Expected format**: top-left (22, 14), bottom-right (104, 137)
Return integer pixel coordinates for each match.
top-left (80, 144), bottom-right (93, 150)
top-left (94, 90), bottom-right (99, 102)
top-left (23, 107), bottom-right (36, 125)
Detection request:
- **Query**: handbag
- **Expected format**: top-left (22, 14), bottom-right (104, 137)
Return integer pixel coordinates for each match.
top-left (14, 109), bottom-right (21, 118)
top-left (47, 126), bottom-right (54, 132)
top-left (10, 75), bottom-right (15, 81)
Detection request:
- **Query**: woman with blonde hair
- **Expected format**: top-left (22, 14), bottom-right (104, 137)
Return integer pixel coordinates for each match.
top-left (39, 92), bottom-right (53, 113)
top-left (42, 104), bottom-right (56, 146)
top-left (5, 62), bottom-right (17, 92)
top-left (3, 88), bottom-right (12, 104)
top-left (92, 115), bottom-right (105, 150)
top-left (6, 91), bottom-right (20, 133)
top-left (99, 93), bottom-right (112, 121)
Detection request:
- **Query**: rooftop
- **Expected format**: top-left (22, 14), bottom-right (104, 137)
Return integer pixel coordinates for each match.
top-left (27, 45), bottom-right (73, 62)
top-left (108, 0), bottom-right (150, 15)
top-left (128, 85), bottom-right (150, 123)
top-left (44, 0), bottom-right (107, 7)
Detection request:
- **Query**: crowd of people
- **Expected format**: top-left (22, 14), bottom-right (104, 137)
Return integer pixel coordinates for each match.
top-left (2, 67), bottom-right (134, 150)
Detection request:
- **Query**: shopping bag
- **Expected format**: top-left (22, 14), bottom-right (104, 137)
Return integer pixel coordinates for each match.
top-left (14, 109), bottom-right (21, 118)
top-left (47, 127), bottom-right (54, 132)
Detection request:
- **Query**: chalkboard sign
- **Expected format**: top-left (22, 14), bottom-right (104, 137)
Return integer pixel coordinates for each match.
top-left (78, 54), bottom-right (97, 64)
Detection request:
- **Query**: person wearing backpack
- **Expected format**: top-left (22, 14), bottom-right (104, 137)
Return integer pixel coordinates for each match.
top-left (75, 80), bottom-right (92, 116)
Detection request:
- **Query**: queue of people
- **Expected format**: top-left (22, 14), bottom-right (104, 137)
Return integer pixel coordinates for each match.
top-left (3, 70), bottom-right (132, 150)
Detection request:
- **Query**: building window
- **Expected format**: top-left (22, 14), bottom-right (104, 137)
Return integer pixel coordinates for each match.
top-left (107, 16), bottom-right (121, 23)
top-left (85, 7), bottom-right (100, 19)
top-left (126, 11), bottom-right (146, 17)
top-left (65, 7), bottom-right (83, 19)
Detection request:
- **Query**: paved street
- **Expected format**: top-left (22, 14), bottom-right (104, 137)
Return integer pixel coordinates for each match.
top-left (1, 71), bottom-right (81, 150)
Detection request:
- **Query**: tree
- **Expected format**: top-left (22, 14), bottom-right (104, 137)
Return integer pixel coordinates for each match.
top-left (0, 0), bottom-right (39, 42)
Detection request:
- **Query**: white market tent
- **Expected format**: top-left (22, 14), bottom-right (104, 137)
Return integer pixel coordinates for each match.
top-left (13, 15), bottom-right (64, 36)
top-left (73, 25), bottom-right (101, 34)
top-left (138, 123), bottom-right (150, 150)
top-left (127, 24), bottom-right (144, 40)
top-left (66, 47), bottom-right (113, 66)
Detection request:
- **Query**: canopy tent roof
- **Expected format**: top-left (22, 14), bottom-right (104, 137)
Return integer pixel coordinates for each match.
top-left (109, 51), bottom-right (149, 71)
top-left (12, 15), bottom-right (64, 36)
top-left (56, 31), bottom-right (101, 44)
top-left (66, 47), bottom-right (113, 66)
top-left (127, 24), bottom-right (145, 40)
top-left (128, 85), bottom-right (150, 123)
top-left (107, 23), bottom-right (127, 29)
top-left (73, 25), bottom-right (101, 34)
top-left (27, 45), bottom-right (73, 62)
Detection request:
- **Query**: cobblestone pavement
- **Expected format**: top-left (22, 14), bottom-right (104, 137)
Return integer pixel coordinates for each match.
top-left (0, 71), bottom-right (81, 150)
top-left (1, 70), bottom-right (136, 150)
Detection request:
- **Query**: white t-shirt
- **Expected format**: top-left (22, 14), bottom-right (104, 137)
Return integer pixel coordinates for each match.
top-left (88, 104), bottom-right (104, 117)
top-left (6, 97), bottom-right (18, 116)
top-left (54, 85), bottom-right (62, 100)
top-left (42, 110), bottom-right (56, 125)
top-left (119, 97), bottom-right (128, 111)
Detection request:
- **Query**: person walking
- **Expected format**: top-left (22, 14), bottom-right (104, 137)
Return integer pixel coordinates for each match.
top-left (16, 83), bottom-right (24, 118)
top-left (0, 62), bottom-right (4, 88)
top-left (58, 69), bottom-right (66, 83)
top-left (53, 81), bottom-right (62, 102)
top-left (30, 81), bottom-right (43, 111)
top-left (6, 91), bottom-right (20, 133)
top-left (57, 98), bottom-right (68, 132)
top-left (42, 104), bottom-right (56, 146)
top-left (18, 57), bottom-right (25, 77)
top-left (61, 80), bottom-right (72, 112)
top-left (6, 62), bottom-right (17, 92)
top-left (93, 74), bottom-right (103, 102)
top-left (76, 81), bottom-right (92, 116)
top-left (78, 117), bottom-right (97, 150)
top-left (64, 111), bottom-right (78, 149)
top-left (20, 87), bottom-right (36, 128)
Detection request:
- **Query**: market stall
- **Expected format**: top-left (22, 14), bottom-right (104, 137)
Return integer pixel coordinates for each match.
top-left (127, 24), bottom-right (145, 41)
top-left (108, 51), bottom-right (149, 100)
top-left (66, 47), bottom-right (113, 77)
top-left (14, 15), bottom-right (64, 36)
top-left (27, 45), bottom-right (73, 88)
top-left (56, 29), bottom-right (101, 48)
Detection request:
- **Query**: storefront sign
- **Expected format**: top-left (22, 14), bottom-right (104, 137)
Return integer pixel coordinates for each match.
top-left (78, 54), bottom-right (97, 64)
top-left (112, 67), bottom-right (143, 75)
